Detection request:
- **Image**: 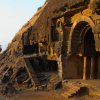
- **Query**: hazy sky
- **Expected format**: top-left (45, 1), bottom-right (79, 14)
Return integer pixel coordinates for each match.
top-left (0, 0), bottom-right (46, 51)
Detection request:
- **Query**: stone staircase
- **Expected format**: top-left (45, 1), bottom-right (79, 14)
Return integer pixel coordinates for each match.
top-left (61, 82), bottom-right (87, 99)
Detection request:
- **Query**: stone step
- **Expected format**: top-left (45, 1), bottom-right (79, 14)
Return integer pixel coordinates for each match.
top-left (69, 87), bottom-right (80, 91)
top-left (63, 91), bottom-right (76, 96)
top-left (63, 87), bottom-right (80, 94)
top-left (61, 93), bottom-right (69, 99)
top-left (61, 84), bottom-right (85, 99)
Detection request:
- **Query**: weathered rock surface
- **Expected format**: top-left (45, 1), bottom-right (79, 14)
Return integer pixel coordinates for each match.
top-left (0, 0), bottom-right (76, 70)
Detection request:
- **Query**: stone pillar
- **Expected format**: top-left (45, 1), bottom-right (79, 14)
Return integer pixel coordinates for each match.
top-left (90, 57), bottom-right (94, 79)
top-left (57, 55), bottom-right (63, 80)
top-left (83, 56), bottom-right (87, 80)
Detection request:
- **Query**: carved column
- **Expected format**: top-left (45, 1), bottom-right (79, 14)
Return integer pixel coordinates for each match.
top-left (83, 56), bottom-right (87, 80)
top-left (90, 57), bottom-right (94, 79)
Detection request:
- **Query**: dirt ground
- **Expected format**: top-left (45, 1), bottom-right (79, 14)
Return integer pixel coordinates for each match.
top-left (0, 89), bottom-right (64, 100)
top-left (0, 88), bottom-right (100, 100)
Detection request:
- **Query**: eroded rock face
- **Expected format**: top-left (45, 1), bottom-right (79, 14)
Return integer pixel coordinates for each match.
top-left (0, 0), bottom-right (68, 69)
top-left (0, 0), bottom-right (83, 73)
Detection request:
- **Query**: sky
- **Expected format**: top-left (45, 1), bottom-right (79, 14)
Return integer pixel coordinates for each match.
top-left (0, 0), bottom-right (46, 51)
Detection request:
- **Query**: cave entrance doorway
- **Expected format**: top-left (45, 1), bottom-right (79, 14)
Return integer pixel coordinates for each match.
top-left (70, 20), bottom-right (99, 80)
top-left (83, 28), bottom-right (98, 79)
